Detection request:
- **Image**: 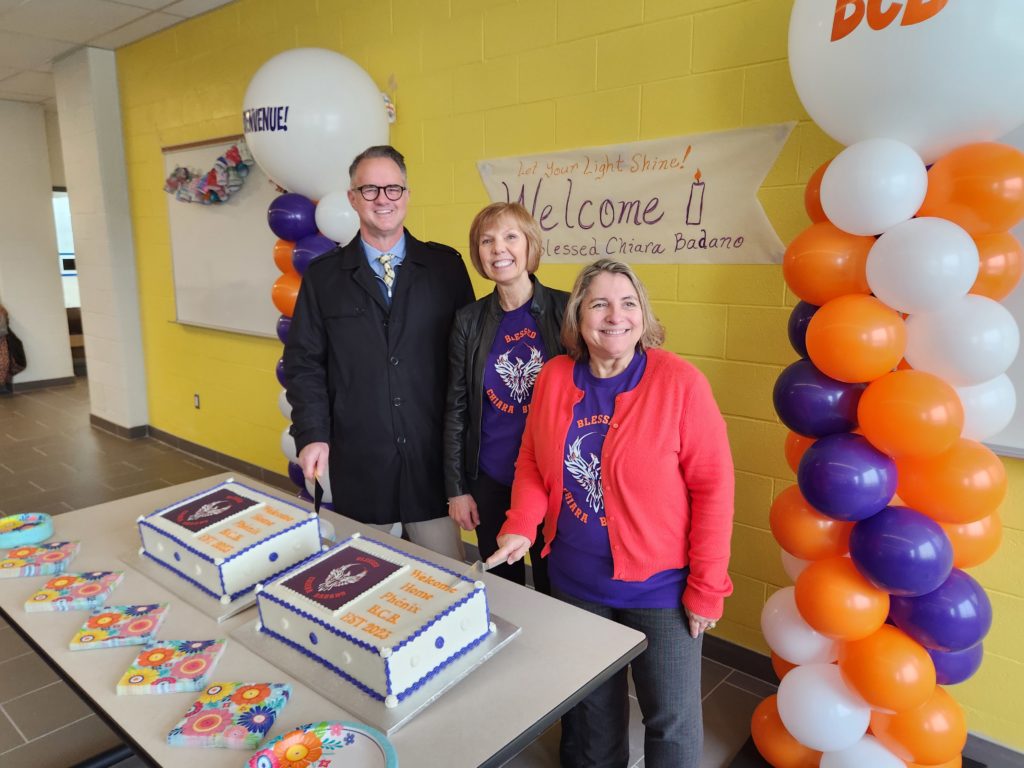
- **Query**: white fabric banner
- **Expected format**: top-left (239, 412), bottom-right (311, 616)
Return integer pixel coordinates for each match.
top-left (477, 124), bottom-right (794, 264)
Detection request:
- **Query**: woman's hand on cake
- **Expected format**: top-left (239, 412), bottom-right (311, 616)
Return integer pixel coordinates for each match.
top-left (683, 606), bottom-right (718, 639)
top-left (447, 495), bottom-right (479, 531)
top-left (298, 442), bottom-right (330, 482)
top-left (489, 534), bottom-right (531, 567)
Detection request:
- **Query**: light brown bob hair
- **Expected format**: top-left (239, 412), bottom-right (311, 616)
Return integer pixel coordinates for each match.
top-left (561, 258), bottom-right (665, 362)
top-left (467, 202), bottom-right (544, 278)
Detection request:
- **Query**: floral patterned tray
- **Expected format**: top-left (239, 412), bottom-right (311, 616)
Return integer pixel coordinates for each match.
top-left (247, 720), bottom-right (398, 767)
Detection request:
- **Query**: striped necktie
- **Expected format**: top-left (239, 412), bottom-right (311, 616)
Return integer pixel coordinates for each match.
top-left (378, 252), bottom-right (396, 292)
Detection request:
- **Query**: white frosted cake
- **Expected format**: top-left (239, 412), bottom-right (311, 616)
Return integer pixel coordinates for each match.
top-left (255, 533), bottom-right (493, 708)
top-left (137, 480), bottom-right (321, 604)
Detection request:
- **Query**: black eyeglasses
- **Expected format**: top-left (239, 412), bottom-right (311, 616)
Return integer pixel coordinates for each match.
top-left (354, 184), bottom-right (407, 201)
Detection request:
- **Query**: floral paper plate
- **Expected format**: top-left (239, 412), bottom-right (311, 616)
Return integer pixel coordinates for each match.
top-left (0, 512), bottom-right (53, 548)
top-left (247, 720), bottom-right (398, 767)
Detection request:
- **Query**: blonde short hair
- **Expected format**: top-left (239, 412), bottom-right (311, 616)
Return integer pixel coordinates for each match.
top-left (561, 258), bottom-right (665, 362)
top-left (467, 202), bottom-right (544, 278)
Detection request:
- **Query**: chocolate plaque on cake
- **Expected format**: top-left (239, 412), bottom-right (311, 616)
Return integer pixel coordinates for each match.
top-left (282, 546), bottom-right (402, 612)
top-left (160, 488), bottom-right (262, 533)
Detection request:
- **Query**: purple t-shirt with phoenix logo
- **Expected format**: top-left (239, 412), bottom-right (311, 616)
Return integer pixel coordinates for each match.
top-left (478, 302), bottom-right (546, 486)
top-left (550, 351), bottom-right (686, 608)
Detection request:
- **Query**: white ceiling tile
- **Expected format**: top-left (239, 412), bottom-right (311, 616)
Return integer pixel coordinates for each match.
top-left (0, 69), bottom-right (55, 97)
top-left (160, 0), bottom-right (234, 18)
top-left (0, 30), bottom-right (78, 70)
top-left (0, 89), bottom-right (48, 103)
top-left (0, 0), bottom-right (150, 44)
top-left (108, 0), bottom-right (184, 10)
top-left (89, 11), bottom-right (182, 48)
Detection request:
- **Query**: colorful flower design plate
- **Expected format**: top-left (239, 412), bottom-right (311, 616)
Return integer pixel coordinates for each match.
top-left (167, 682), bottom-right (291, 750)
top-left (0, 512), bottom-right (53, 548)
top-left (117, 638), bottom-right (227, 695)
top-left (247, 721), bottom-right (398, 768)
top-left (24, 571), bottom-right (124, 612)
top-left (0, 541), bottom-right (79, 578)
top-left (69, 603), bottom-right (169, 650)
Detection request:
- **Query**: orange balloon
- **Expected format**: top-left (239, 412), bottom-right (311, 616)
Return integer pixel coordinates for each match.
top-left (908, 756), bottom-right (962, 768)
top-left (795, 556), bottom-right (889, 640)
top-left (771, 652), bottom-right (798, 682)
top-left (805, 294), bottom-right (906, 383)
top-left (751, 695), bottom-right (822, 768)
top-left (804, 161), bottom-right (830, 224)
top-left (271, 271), bottom-right (302, 317)
top-left (274, 238), bottom-right (296, 273)
top-left (939, 513), bottom-right (1003, 569)
top-left (858, 370), bottom-right (964, 458)
top-left (839, 625), bottom-right (936, 713)
top-left (871, 686), bottom-right (967, 765)
top-left (897, 438), bottom-right (1007, 525)
top-left (971, 232), bottom-right (1024, 301)
top-left (919, 142), bottom-right (1024, 236)
top-left (783, 223), bottom-right (873, 305)
top-left (769, 486), bottom-right (852, 561)
top-left (784, 431), bottom-right (817, 474)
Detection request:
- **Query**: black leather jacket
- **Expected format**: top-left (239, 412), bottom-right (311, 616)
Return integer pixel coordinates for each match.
top-left (443, 276), bottom-right (569, 498)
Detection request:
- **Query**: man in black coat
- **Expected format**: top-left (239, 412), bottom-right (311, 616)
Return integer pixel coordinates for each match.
top-left (284, 145), bottom-right (474, 558)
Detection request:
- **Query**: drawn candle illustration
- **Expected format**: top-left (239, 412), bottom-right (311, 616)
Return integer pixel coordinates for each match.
top-left (686, 169), bottom-right (704, 225)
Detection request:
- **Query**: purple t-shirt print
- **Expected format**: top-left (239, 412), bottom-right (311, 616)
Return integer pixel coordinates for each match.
top-left (283, 546), bottom-right (401, 612)
top-left (160, 488), bottom-right (261, 533)
top-left (479, 303), bottom-right (547, 486)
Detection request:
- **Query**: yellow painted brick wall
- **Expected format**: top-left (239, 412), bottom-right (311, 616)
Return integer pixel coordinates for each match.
top-left (116, 0), bottom-right (1023, 749)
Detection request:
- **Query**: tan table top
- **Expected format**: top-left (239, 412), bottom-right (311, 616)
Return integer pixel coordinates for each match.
top-left (0, 473), bottom-right (646, 768)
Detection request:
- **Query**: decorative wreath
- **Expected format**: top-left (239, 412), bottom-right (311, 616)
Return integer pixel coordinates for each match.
top-left (165, 142), bottom-right (255, 204)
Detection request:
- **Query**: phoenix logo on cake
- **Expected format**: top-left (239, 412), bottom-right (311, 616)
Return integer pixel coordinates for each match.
top-left (160, 488), bottom-right (261, 532)
top-left (284, 547), bottom-right (401, 611)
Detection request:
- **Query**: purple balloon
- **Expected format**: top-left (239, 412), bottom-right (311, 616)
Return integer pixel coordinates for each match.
top-left (287, 461), bottom-right (305, 489)
top-left (276, 315), bottom-right (291, 344)
top-left (850, 505), bottom-right (953, 596)
top-left (788, 301), bottom-right (819, 358)
top-left (276, 357), bottom-right (286, 387)
top-left (928, 642), bottom-right (984, 685)
top-left (293, 233), bottom-right (336, 275)
top-left (267, 193), bottom-right (317, 241)
top-left (797, 432), bottom-right (895, 521)
top-left (773, 359), bottom-right (866, 438)
top-left (890, 569), bottom-right (992, 652)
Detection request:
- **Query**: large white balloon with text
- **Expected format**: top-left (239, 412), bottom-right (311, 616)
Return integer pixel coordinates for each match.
top-left (789, 0), bottom-right (1024, 162)
top-left (243, 48), bottom-right (389, 199)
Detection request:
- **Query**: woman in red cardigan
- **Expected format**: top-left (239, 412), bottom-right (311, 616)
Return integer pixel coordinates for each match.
top-left (488, 258), bottom-right (735, 768)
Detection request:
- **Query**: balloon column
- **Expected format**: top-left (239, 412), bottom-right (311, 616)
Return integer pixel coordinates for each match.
top-left (242, 48), bottom-right (389, 505)
top-left (756, 3), bottom-right (1024, 766)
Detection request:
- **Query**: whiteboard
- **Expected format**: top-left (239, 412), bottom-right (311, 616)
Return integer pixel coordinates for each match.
top-left (164, 137), bottom-right (282, 338)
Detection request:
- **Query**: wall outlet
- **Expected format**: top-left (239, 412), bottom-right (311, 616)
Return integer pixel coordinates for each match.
top-left (193, 393), bottom-right (200, 409)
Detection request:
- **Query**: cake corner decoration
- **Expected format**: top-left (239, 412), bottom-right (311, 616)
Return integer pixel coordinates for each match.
top-left (385, 694), bottom-right (398, 709)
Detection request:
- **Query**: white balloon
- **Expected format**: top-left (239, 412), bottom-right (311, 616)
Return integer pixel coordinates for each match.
top-left (820, 734), bottom-right (904, 768)
top-left (781, 550), bottom-right (810, 583)
top-left (315, 192), bottom-right (361, 243)
top-left (867, 217), bottom-right (979, 314)
top-left (280, 426), bottom-right (298, 464)
top-left (761, 587), bottom-right (839, 665)
top-left (789, 0), bottom-right (1024, 162)
top-left (305, 468), bottom-right (333, 505)
top-left (905, 295), bottom-right (1020, 386)
top-left (778, 663), bottom-right (870, 753)
top-left (243, 48), bottom-right (389, 199)
top-left (278, 389), bottom-right (292, 420)
top-left (956, 374), bottom-right (1018, 441)
top-left (820, 139), bottom-right (927, 236)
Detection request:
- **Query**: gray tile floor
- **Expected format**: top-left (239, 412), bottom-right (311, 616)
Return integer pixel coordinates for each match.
top-left (0, 378), bottom-right (766, 767)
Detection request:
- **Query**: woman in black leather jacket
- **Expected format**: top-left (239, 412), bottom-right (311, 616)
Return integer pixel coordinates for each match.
top-left (443, 202), bottom-right (568, 592)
